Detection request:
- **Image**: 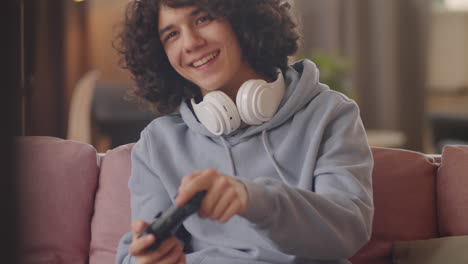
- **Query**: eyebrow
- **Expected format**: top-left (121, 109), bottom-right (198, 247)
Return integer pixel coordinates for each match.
top-left (158, 7), bottom-right (204, 37)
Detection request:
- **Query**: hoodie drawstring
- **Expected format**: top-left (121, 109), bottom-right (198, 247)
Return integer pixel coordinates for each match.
top-left (220, 137), bottom-right (237, 176)
top-left (262, 130), bottom-right (287, 182)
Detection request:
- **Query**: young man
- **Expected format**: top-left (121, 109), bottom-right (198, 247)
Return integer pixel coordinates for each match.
top-left (115, 1), bottom-right (374, 263)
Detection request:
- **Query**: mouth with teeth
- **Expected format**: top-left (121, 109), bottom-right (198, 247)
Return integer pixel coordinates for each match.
top-left (191, 51), bottom-right (220, 67)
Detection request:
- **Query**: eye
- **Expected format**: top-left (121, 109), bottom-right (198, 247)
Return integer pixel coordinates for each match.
top-left (164, 31), bottom-right (178, 42)
top-left (196, 14), bottom-right (212, 25)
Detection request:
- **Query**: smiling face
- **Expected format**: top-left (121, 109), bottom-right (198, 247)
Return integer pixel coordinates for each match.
top-left (158, 5), bottom-right (261, 98)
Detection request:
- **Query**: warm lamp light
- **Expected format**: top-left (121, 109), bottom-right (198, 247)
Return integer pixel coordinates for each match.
top-left (445, 0), bottom-right (468, 9)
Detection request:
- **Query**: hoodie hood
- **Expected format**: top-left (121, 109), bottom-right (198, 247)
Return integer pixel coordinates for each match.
top-left (179, 59), bottom-right (326, 141)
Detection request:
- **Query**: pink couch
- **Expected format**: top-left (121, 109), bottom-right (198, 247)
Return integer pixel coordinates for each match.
top-left (15, 136), bottom-right (468, 264)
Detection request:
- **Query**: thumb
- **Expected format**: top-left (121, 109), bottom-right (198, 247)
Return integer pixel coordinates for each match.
top-left (131, 219), bottom-right (148, 239)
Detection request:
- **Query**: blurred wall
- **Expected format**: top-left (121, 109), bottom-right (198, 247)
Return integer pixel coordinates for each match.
top-left (23, 0), bottom-right (66, 137)
top-left (88, 0), bottom-right (131, 82)
top-left (22, 0), bottom-right (132, 139)
top-left (294, 0), bottom-right (429, 151)
top-left (428, 9), bottom-right (468, 92)
top-left (64, 1), bottom-right (90, 131)
top-left (293, 0), bottom-right (345, 54)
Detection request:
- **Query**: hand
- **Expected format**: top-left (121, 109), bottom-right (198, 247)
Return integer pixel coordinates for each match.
top-left (176, 168), bottom-right (248, 223)
top-left (129, 219), bottom-right (186, 264)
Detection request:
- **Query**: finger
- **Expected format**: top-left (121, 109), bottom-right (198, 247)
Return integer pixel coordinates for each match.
top-left (136, 236), bottom-right (178, 263)
top-left (129, 220), bottom-right (155, 256)
top-left (129, 233), bottom-right (155, 256)
top-left (210, 187), bottom-right (236, 220)
top-left (131, 219), bottom-right (147, 238)
top-left (219, 199), bottom-right (242, 223)
top-left (176, 252), bottom-right (186, 264)
top-left (200, 176), bottom-right (230, 217)
top-left (153, 236), bottom-right (179, 260)
top-left (158, 241), bottom-right (184, 264)
top-left (180, 170), bottom-right (201, 186)
top-left (176, 171), bottom-right (204, 206)
top-left (176, 169), bottom-right (215, 206)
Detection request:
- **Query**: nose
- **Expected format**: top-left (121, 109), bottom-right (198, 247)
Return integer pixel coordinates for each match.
top-left (182, 28), bottom-right (205, 53)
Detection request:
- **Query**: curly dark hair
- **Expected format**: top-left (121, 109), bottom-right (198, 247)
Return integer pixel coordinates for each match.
top-left (115, 0), bottom-right (300, 114)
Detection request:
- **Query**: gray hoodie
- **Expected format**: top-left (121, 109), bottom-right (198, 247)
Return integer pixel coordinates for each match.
top-left (116, 60), bottom-right (374, 264)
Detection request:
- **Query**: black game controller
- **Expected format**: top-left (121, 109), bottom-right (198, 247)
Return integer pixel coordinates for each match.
top-left (138, 191), bottom-right (207, 251)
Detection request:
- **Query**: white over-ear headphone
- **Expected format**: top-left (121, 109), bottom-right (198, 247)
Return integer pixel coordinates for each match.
top-left (191, 70), bottom-right (285, 135)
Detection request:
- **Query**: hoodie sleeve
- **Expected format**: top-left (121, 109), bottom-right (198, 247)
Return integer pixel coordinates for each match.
top-left (240, 98), bottom-right (374, 260)
top-left (115, 131), bottom-right (173, 264)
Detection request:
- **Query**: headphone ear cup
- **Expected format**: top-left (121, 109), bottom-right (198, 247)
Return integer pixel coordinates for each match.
top-left (236, 71), bottom-right (286, 125)
top-left (236, 80), bottom-right (266, 125)
top-left (252, 82), bottom-right (284, 121)
top-left (192, 91), bottom-right (241, 135)
top-left (205, 92), bottom-right (241, 134)
top-left (191, 97), bottom-right (225, 135)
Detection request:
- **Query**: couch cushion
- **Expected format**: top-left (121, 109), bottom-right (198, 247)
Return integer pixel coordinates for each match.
top-left (392, 235), bottom-right (468, 264)
top-left (89, 144), bottom-right (134, 264)
top-left (16, 136), bottom-right (99, 264)
top-left (350, 147), bottom-right (439, 264)
top-left (437, 145), bottom-right (468, 236)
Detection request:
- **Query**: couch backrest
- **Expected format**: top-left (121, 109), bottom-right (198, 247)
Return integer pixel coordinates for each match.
top-left (89, 143), bottom-right (134, 264)
top-left (96, 145), bottom-right (445, 264)
top-left (15, 137), bottom-right (468, 264)
top-left (16, 136), bottom-right (100, 264)
top-left (437, 145), bottom-right (468, 237)
top-left (350, 147), bottom-right (440, 264)
top-left (351, 145), bottom-right (468, 264)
